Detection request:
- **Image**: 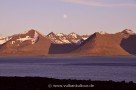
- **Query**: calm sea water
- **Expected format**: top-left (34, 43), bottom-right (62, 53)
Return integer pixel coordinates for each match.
top-left (0, 56), bottom-right (136, 82)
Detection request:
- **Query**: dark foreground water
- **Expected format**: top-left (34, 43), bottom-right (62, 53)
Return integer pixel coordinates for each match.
top-left (0, 56), bottom-right (136, 82)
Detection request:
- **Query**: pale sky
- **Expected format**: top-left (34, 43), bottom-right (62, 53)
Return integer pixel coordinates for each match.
top-left (0, 0), bottom-right (136, 36)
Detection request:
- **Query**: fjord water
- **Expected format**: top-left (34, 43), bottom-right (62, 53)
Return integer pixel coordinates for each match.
top-left (0, 56), bottom-right (136, 82)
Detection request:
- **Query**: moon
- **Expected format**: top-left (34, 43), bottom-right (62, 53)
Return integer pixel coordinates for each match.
top-left (63, 14), bottom-right (68, 19)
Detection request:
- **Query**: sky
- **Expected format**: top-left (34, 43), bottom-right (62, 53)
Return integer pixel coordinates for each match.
top-left (0, 0), bottom-right (136, 36)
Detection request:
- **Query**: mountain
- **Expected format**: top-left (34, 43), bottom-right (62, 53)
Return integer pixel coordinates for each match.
top-left (47, 32), bottom-right (66, 44)
top-left (47, 32), bottom-right (89, 45)
top-left (0, 29), bottom-right (51, 55)
top-left (47, 32), bottom-right (80, 54)
top-left (0, 29), bottom-right (136, 56)
top-left (71, 30), bottom-right (135, 56)
top-left (68, 32), bottom-right (81, 39)
top-left (67, 32), bottom-right (83, 44)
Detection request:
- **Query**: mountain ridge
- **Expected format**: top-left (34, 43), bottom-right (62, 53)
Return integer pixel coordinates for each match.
top-left (0, 29), bottom-right (51, 55)
top-left (0, 29), bottom-right (136, 56)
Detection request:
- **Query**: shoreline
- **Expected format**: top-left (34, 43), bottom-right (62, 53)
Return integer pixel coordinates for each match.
top-left (0, 76), bottom-right (136, 90)
top-left (0, 54), bottom-right (135, 58)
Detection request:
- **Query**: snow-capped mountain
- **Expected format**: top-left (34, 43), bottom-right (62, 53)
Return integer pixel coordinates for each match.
top-left (8, 30), bottom-right (39, 46)
top-left (47, 32), bottom-right (64, 44)
top-left (47, 32), bottom-right (89, 45)
top-left (67, 32), bottom-right (83, 44)
top-left (0, 29), bottom-right (51, 55)
top-left (0, 29), bottom-right (136, 56)
top-left (68, 32), bottom-right (79, 39)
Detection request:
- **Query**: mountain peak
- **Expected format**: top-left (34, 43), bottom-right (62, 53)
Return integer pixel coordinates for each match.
top-left (56, 33), bottom-right (65, 37)
top-left (22, 29), bottom-right (38, 35)
top-left (47, 32), bottom-right (56, 36)
top-left (27, 29), bottom-right (38, 34)
top-left (98, 31), bottom-right (107, 35)
top-left (68, 32), bottom-right (79, 38)
top-left (121, 29), bottom-right (135, 35)
top-left (69, 32), bottom-right (76, 35)
top-left (0, 29), bottom-right (51, 55)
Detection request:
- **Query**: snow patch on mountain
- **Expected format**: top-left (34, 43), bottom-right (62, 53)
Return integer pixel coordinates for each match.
top-left (56, 33), bottom-right (65, 37)
top-left (31, 31), bottom-right (39, 44)
top-left (59, 37), bottom-right (70, 43)
top-left (12, 31), bottom-right (39, 45)
top-left (61, 39), bottom-right (71, 43)
top-left (71, 39), bottom-right (82, 45)
top-left (11, 41), bottom-right (15, 45)
top-left (82, 37), bottom-right (88, 40)
top-left (69, 33), bottom-right (78, 38)
top-left (47, 32), bottom-right (89, 44)
top-left (99, 31), bottom-right (107, 35)
top-left (54, 40), bottom-right (63, 44)
top-left (0, 37), bottom-right (10, 45)
top-left (0, 39), bottom-right (7, 44)
top-left (17, 36), bottom-right (32, 42)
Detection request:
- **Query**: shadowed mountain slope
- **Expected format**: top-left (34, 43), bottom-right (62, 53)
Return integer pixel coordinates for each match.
top-left (121, 35), bottom-right (136, 55)
top-left (71, 32), bottom-right (130, 56)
